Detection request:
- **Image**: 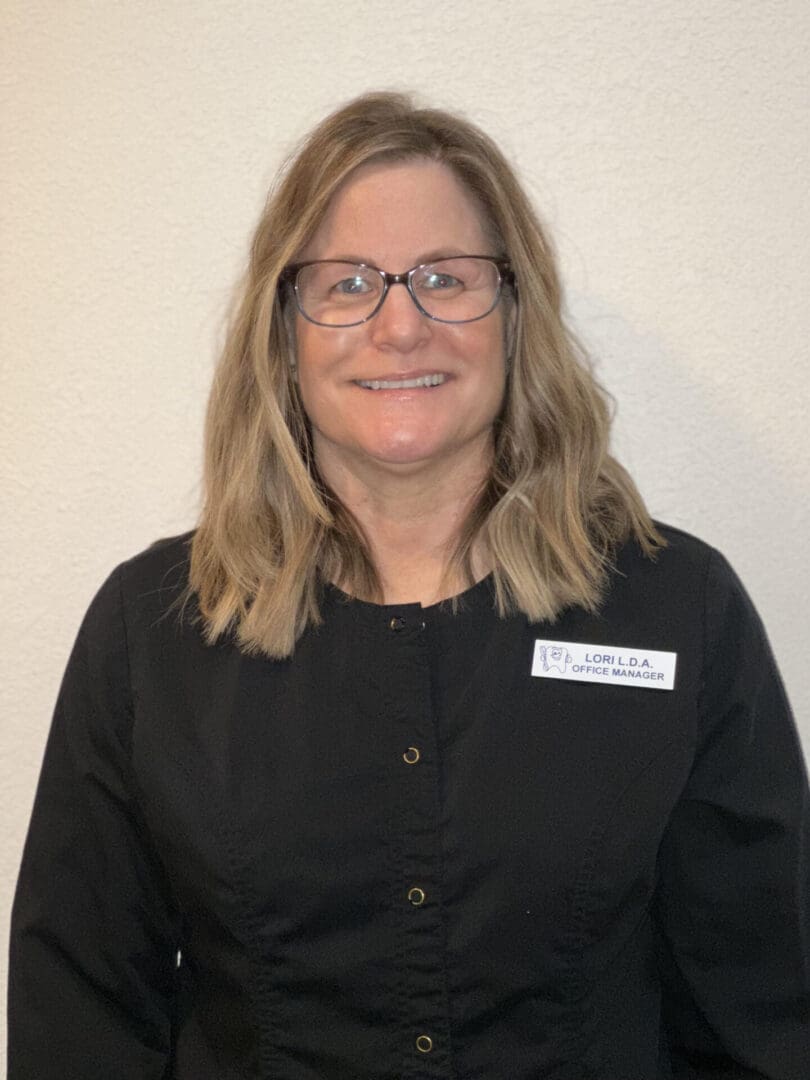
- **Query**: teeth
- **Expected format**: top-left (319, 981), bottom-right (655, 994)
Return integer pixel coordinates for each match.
top-left (357, 374), bottom-right (446, 390)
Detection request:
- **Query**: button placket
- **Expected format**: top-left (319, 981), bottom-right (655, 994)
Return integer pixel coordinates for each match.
top-left (385, 612), bottom-right (452, 1076)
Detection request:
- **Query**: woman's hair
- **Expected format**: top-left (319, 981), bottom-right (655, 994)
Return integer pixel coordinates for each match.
top-left (189, 90), bottom-right (661, 658)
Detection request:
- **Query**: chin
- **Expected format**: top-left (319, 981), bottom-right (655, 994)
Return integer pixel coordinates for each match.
top-left (366, 443), bottom-right (445, 469)
top-left (347, 422), bottom-right (443, 466)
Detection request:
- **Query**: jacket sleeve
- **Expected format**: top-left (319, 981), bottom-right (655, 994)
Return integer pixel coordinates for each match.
top-left (654, 549), bottom-right (810, 1080)
top-left (8, 566), bottom-right (179, 1080)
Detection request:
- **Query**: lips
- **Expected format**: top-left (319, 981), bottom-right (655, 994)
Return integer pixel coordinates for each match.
top-left (355, 373), bottom-right (447, 390)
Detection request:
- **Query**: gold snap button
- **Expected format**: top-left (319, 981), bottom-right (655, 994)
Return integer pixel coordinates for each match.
top-left (407, 886), bottom-right (426, 906)
top-left (402, 746), bottom-right (420, 765)
top-left (416, 1034), bottom-right (433, 1053)
top-left (389, 615), bottom-right (406, 631)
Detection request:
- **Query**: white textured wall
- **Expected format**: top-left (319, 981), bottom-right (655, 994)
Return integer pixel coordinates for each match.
top-left (2, 1), bottom-right (808, 1065)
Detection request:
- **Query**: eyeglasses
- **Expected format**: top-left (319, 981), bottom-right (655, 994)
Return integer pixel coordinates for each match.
top-left (280, 256), bottom-right (513, 328)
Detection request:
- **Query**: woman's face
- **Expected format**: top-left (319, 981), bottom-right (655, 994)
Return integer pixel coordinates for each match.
top-left (292, 159), bottom-right (509, 480)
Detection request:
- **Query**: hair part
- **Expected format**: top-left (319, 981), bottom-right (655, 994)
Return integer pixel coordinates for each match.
top-left (189, 90), bottom-right (662, 658)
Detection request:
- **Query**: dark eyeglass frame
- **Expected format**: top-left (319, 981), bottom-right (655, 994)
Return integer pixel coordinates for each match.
top-left (279, 256), bottom-right (515, 327)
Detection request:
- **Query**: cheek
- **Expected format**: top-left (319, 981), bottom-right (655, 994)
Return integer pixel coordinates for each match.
top-left (295, 371), bottom-right (335, 439)
top-left (294, 324), bottom-right (351, 413)
top-left (467, 323), bottom-right (508, 395)
top-left (295, 322), bottom-right (357, 377)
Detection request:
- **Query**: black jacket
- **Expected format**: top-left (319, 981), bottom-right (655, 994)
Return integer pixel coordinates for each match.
top-left (8, 525), bottom-right (810, 1078)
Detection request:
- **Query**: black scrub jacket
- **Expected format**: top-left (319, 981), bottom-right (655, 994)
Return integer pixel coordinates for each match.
top-left (8, 525), bottom-right (810, 1079)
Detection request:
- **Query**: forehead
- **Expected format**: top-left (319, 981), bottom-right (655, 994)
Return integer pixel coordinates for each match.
top-left (301, 158), bottom-right (493, 265)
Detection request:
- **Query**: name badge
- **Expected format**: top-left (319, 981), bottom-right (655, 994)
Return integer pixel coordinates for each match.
top-left (531, 639), bottom-right (677, 690)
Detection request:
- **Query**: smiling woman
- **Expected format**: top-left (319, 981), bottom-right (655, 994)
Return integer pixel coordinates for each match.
top-left (8, 92), bottom-right (810, 1080)
top-left (188, 97), bottom-right (660, 655)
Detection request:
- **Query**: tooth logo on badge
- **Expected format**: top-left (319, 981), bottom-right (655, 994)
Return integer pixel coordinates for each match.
top-left (536, 644), bottom-right (573, 674)
top-left (532, 639), bottom-right (677, 691)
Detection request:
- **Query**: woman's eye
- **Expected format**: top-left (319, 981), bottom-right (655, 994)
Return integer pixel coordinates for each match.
top-left (423, 272), bottom-right (462, 290)
top-left (333, 276), bottom-right (371, 296)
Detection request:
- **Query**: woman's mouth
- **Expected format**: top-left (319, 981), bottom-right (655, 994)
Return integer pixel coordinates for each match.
top-left (355, 373), bottom-right (447, 390)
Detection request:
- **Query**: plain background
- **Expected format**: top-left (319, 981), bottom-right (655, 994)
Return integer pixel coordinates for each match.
top-left (2, 1), bottom-right (808, 1067)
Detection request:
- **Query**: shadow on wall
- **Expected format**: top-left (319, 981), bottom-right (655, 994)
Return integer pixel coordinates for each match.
top-left (566, 290), bottom-right (808, 734)
top-left (568, 290), bottom-right (805, 530)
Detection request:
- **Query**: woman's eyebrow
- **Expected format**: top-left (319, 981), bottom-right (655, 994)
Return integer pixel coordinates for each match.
top-left (412, 248), bottom-right (470, 263)
top-left (312, 248), bottom-right (474, 269)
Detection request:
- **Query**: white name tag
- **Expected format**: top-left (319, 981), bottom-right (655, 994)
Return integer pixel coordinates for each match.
top-left (531, 639), bottom-right (677, 691)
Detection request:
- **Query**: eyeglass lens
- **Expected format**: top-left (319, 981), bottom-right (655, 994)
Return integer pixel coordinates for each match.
top-left (294, 257), bottom-right (503, 326)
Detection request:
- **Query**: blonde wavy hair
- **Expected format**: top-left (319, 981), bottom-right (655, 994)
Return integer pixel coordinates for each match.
top-left (190, 91), bottom-right (661, 658)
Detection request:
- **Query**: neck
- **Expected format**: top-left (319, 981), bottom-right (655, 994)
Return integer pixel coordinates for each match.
top-left (316, 440), bottom-right (493, 605)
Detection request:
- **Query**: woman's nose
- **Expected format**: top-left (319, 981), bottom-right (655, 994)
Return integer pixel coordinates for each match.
top-left (369, 282), bottom-right (431, 351)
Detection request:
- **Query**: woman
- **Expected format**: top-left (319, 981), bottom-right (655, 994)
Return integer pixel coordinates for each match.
top-left (9, 92), bottom-right (809, 1079)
